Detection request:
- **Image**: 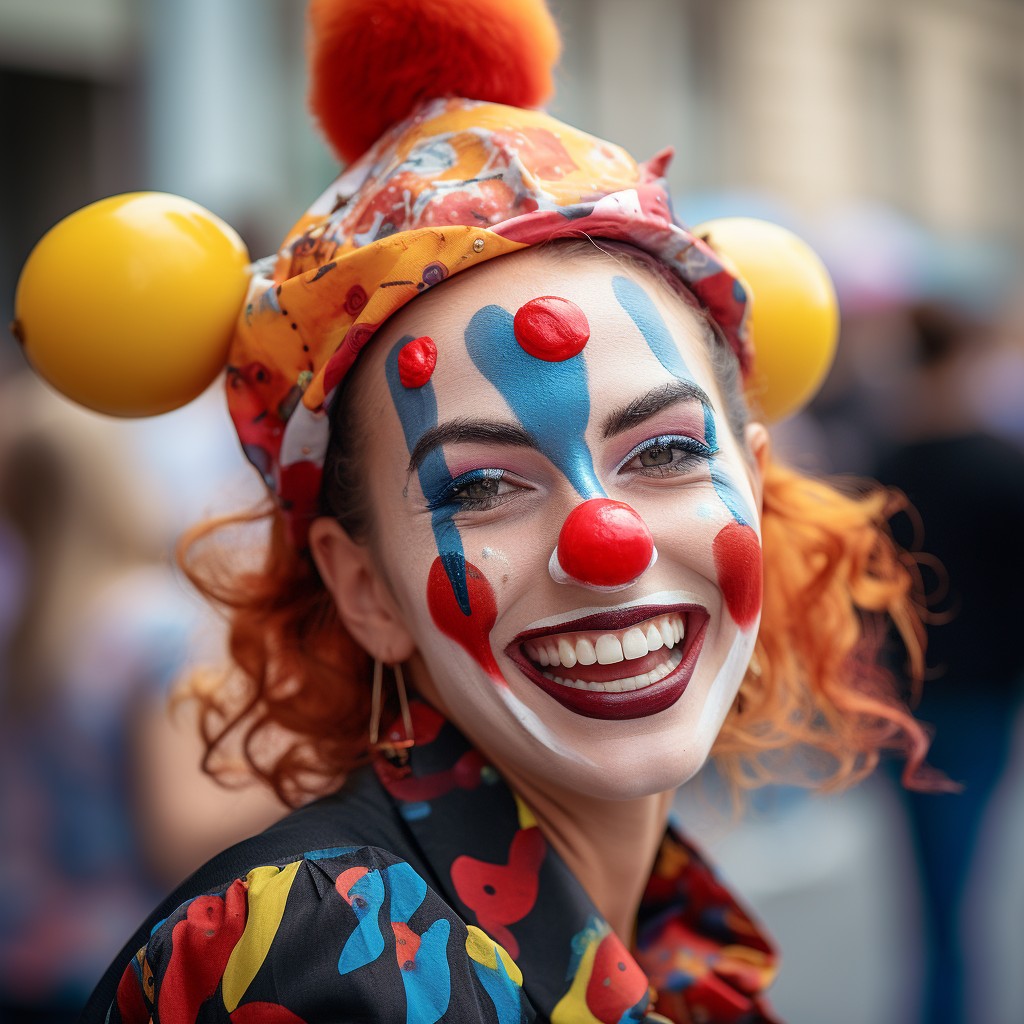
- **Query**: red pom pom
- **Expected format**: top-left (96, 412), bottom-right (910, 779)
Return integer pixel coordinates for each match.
top-left (308, 0), bottom-right (562, 163)
top-left (398, 335), bottom-right (438, 388)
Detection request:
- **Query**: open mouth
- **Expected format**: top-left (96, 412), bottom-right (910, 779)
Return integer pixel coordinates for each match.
top-left (506, 604), bottom-right (709, 721)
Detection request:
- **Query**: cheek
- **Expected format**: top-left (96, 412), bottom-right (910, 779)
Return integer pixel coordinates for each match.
top-left (645, 485), bottom-right (762, 630)
top-left (426, 557), bottom-right (505, 686)
top-left (712, 522), bottom-right (762, 630)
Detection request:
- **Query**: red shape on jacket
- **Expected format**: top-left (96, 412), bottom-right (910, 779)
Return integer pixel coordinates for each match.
top-left (158, 881), bottom-right (247, 1024)
top-left (450, 826), bottom-right (546, 959)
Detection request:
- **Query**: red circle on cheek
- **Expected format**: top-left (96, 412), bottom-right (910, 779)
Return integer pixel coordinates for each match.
top-left (427, 558), bottom-right (503, 683)
top-left (513, 296), bottom-right (590, 361)
top-left (397, 336), bottom-right (437, 387)
top-left (712, 522), bottom-right (763, 630)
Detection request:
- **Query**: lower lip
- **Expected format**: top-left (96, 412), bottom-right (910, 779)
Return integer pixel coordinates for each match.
top-left (509, 615), bottom-right (709, 721)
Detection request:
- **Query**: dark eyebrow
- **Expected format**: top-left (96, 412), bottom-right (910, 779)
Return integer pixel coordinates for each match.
top-left (602, 379), bottom-right (712, 439)
top-left (408, 419), bottom-right (537, 473)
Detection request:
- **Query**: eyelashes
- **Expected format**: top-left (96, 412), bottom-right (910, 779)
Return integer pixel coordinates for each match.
top-left (425, 433), bottom-right (718, 515)
top-left (427, 468), bottom-right (520, 513)
top-left (617, 434), bottom-right (718, 478)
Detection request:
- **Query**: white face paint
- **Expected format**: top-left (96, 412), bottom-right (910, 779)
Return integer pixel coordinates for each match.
top-left (359, 250), bottom-right (763, 798)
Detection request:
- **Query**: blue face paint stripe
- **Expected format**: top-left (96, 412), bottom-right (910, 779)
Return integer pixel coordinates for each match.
top-left (385, 337), bottom-right (471, 616)
top-left (701, 403), bottom-right (718, 450)
top-left (613, 274), bottom-right (754, 527)
top-left (464, 305), bottom-right (605, 498)
top-left (612, 275), bottom-right (694, 381)
top-left (709, 466), bottom-right (752, 527)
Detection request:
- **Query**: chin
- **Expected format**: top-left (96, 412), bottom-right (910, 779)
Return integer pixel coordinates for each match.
top-left (541, 740), bottom-right (714, 801)
top-left (493, 661), bottom-right (737, 801)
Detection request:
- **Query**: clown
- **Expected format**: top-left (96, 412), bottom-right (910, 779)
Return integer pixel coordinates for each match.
top-left (15, 1), bottom-right (942, 1022)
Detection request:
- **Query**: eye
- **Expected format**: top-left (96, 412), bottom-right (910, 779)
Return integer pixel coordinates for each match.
top-left (639, 446), bottom-right (675, 468)
top-left (453, 476), bottom-right (514, 503)
top-left (619, 434), bottom-right (716, 478)
top-left (428, 468), bottom-right (526, 512)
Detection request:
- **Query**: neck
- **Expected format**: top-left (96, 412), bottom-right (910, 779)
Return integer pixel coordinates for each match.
top-left (408, 659), bottom-right (674, 941)
top-left (491, 753), bottom-right (674, 942)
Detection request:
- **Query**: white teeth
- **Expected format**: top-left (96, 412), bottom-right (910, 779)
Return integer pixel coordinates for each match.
top-left (646, 623), bottom-right (664, 651)
top-left (558, 638), bottom-right (577, 668)
top-left (526, 614), bottom-right (688, 673)
top-left (659, 617), bottom-right (675, 649)
top-left (595, 634), bottom-right (624, 664)
top-left (541, 649), bottom-right (683, 693)
top-left (575, 638), bottom-right (597, 665)
top-left (621, 627), bottom-right (648, 660)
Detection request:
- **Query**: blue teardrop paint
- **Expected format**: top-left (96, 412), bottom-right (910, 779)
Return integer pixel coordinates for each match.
top-left (465, 304), bottom-right (605, 499)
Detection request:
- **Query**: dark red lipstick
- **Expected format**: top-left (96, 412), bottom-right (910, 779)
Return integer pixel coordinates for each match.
top-left (506, 605), bottom-right (709, 721)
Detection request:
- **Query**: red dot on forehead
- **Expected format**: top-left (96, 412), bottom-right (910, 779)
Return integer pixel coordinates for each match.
top-left (397, 336), bottom-right (437, 388)
top-left (513, 296), bottom-right (590, 362)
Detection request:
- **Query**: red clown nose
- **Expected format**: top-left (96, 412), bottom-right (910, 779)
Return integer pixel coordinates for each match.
top-left (549, 498), bottom-right (657, 591)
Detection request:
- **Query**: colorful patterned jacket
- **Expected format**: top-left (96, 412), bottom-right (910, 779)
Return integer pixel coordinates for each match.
top-left (88, 702), bottom-right (780, 1024)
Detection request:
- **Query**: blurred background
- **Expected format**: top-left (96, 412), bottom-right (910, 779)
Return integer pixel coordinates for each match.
top-left (1, 1), bottom-right (1023, 1023)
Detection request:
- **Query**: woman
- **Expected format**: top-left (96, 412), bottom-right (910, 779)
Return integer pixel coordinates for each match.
top-left (23, 1), bottom-right (939, 1021)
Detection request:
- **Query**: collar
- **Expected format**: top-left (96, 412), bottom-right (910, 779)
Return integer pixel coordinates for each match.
top-left (373, 700), bottom-right (781, 1024)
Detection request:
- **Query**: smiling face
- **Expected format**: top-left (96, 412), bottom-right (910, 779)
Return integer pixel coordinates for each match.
top-left (319, 247), bottom-right (765, 800)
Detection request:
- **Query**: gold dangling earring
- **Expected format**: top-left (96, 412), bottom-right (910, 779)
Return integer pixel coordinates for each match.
top-left (369, 659), bottom-right (416, 765)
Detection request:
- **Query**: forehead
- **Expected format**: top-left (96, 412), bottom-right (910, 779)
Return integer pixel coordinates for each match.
top-left (365, 250), bottom-right (718, 409)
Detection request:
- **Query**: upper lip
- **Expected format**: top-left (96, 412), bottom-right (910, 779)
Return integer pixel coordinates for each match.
top-left (508, 601), bottom-right (708, 647)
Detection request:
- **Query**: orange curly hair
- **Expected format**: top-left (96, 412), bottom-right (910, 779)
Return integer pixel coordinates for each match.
top-left (178, 243), bottom-right (942, 808)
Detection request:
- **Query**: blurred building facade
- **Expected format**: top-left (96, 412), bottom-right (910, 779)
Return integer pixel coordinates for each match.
top-left (552, 0), bottom-right (1024, 245)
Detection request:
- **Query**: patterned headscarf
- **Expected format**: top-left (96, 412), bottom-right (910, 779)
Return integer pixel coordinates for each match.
top-left (228, 97), bottom-right (751, 543)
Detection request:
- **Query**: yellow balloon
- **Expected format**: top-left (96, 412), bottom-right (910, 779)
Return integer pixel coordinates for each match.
top-left (13, 192), bottom-right (250, 417)
top-left (694, 217), bottom-right (839, 423)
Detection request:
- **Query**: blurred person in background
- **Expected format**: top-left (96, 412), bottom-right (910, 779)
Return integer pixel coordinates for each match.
top-left (0, 374), bottom-right (284, 1022)
top-left (874, 303), bottom-right (1024, 1024)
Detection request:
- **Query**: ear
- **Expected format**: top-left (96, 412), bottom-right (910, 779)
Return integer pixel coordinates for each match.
top-left (743, 421), bottom-right (771, 515)
top-left (307, 517), bottom-right (416, 665)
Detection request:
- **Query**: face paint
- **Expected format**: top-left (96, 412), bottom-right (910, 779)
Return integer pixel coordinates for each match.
top-left (612, 275), bottom-right (761, 627)
top-left (385, 337), bottom-right (470, 615)
top-left (387, 328), bottom-right (592, 762)
top-left (428, 557), bottom-right (502, 684)
top-left (465, 305), bottom-right (605, 498)
top-left (712, 522), bottom-right (762, 630)
top-left (429, 556), bottom-right (594, 765)
top-left (397, 335), bottom-right (437, 388)
top-left (695, 620), bottom-right (759, 737)
top-left (612, 275), bottom-right (693, 381)
top-left (512, 295), bottom-right (590, 361)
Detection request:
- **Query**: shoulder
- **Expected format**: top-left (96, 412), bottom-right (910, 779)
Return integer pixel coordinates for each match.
top-left (108, 844), bottom-right (532, 1024)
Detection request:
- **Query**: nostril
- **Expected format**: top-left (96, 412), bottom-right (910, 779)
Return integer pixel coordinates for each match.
top-left (554, 498), bottom-right (655, 589)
